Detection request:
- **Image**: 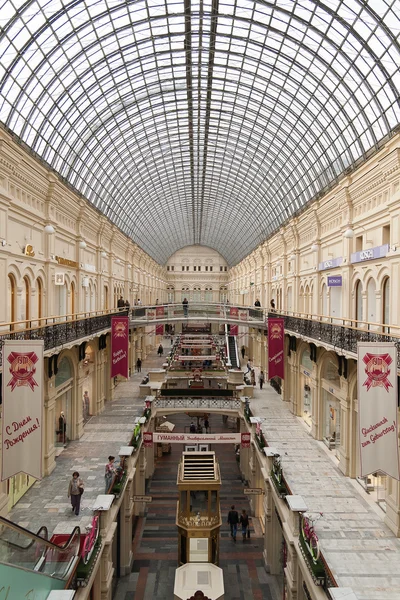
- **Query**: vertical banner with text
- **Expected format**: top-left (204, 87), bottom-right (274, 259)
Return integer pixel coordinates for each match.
top-left (1, 340), bottom-right (44, 481)
top-left (268, 318), bottom-right (285, 380)
top-left (111, 316), bottom-right (129, 379)
top-left (358, 342), bottom-right (400, 480)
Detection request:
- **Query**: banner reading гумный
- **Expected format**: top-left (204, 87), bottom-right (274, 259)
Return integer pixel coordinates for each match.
top-left (111, 316), bottom-right (129, 379)
top-left (358, 342), bottom-right (400, 480)
top-left (1, 340), bottom-right (44, 481)
top-left (268, 318), bottom-right (284, 380)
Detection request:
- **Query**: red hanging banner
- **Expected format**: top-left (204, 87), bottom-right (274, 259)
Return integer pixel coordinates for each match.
top-left (156, 324), bottom-right (164, 335)
top-left (230, 324), bottom-right (238, 335)
top-left (111, 316), bottom-right (129, 379)
top-left (268, 318), bottom-right (285, 380)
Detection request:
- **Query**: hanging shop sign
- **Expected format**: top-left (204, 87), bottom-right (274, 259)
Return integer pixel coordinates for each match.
top-left (55, 256), bottom-right (79, 268)
top-left (144, 432), bottom-right (246, 445)
top-left (357, 342), bottom-right (400, 480)
top-left (268, 318), bottom-right (285, 380)
top-left (146, 308), bottom-right (156, 320)
top-left (111, 316), bottom-right (129, 379)
top-left (318, 257), bottom-right (343, 271)
top-left (229, 306), bottom-right (239, 318)
top-left (1, 340), bottom-right (44, 481)
top-left (351, 244), bottom-right (389, 264)
top-left (327, 275), bottom-right (342, 287)
top-left (156, 306), bottom-right (165, 318)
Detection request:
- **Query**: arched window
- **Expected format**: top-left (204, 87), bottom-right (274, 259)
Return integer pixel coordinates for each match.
top-left (36, 278), bottom-right (43, 321)
top-left (55, 357), bottom-right (73, 387)
top-left (367, 278), bottom-right (376, 325)
top-left (71, 281), bottom-right (76, 315)
top-left (321, 283), bottom-right (327, 317)
top-left (382, 277), bottom-right (390, 331)
top-left (205, 287), bottom-right (213, 302)
top-left (23, 275), bottom-right (31, 324)
top-left (8, 274), bottom-right (16, 325)
top-left (355, 280), bottom-right (363, 322)
top-left (193, 287), bottom-right (201, 302)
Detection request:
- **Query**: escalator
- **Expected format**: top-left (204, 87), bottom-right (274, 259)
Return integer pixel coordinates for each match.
top-left (0, 515), bottom-right (81, 599)
top-left (228, 335), bottom-right (239, 368)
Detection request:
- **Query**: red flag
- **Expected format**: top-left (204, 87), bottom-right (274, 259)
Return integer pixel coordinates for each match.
top-left (111, 317), bottom-right (129, 378)
top-left (268, 318), bottom-right (284, 380)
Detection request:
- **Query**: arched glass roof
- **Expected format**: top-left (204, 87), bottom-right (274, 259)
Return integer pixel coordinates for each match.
top-left (0, 0), bottom-right (399, 265)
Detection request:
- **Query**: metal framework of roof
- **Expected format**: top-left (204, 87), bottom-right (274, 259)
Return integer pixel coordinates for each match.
top-left (0, 0), bottom-right (399, 265)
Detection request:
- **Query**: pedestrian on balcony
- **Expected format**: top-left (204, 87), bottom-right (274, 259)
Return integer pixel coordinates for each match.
top-left (259, 370), bottom-right (265, 390)
top-left (68, 471), bottom-right (84, 516)
top-left (254, 299), bottom-right (261, 307)
top-left (105, 456), bottom-right (115, 494)
top-left (117, 295), bottom-right (125, 310)
top-left (270, 299), bottom-right (276, 311)
top-left (125, 299), bottom-right (130, 309)
top-left (182, 297), bottom-right (189, 317)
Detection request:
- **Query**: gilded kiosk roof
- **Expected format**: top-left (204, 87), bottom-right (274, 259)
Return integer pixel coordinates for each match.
top-left (0, 0), bottom-right (399, 264)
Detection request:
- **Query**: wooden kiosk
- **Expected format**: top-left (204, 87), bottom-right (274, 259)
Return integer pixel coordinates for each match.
top-left (176, 452), bottom-right (222, 566)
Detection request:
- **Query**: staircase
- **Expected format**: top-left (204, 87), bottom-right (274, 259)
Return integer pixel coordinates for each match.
top-left (228, 336), bottom-right (239, 368)
top-left (0, 516), bottom-right (80, 599)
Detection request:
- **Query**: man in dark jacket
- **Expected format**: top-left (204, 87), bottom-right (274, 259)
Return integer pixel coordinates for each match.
top-left (227, 505), bottom-right (239, 541)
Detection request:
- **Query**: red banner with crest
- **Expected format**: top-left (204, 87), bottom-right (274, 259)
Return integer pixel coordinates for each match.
top-left (111, 316), bottom-right (129, 379)
top-left (268, 318), bottom-right (284, 380)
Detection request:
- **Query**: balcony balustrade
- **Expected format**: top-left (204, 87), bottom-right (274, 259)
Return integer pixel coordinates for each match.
top-left (0, 308), bottom-right (128, 366)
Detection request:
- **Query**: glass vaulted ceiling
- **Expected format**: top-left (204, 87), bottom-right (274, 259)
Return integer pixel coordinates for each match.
top-left (0, 1), bottom-right (399, 265)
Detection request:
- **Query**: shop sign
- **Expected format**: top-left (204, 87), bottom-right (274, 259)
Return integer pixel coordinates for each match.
top-left (82, 263), bottom-right (96, 273)
top-left (55, 256), bottom-right (79, 268)
top-left (327, 276), bottom-right (342, 287)
top-left (230, 306), bottom-right (239, 318)
top-left (1, 340), bottom-right (44, 481)
top-left (152, 432), bottom-right (241, 443)
top-left (133, 495), bottom-right (152, 503)
top-left (302, 369), bottom-right (311, 377)
top-left (351, 244), bottom-right (389, 264)
top-left (329, 387), bottom-right (335, 395)
top-left (241, 433), bottom-right (251, 448)
top-left (358, 342), bottom-right (400, 480)
top-left (268, 318), bottom-right (284, 380)
top-left (318, 257), bottom-right (343, 271)
top-left (111, 316), bottom-right (129, 379)
top-left (143, 432), bottom-right (153, 447)
top-left (244, 488), bottom-right (263, 495)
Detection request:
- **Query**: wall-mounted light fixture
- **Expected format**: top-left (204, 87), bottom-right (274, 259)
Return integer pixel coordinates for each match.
top-left (79, 240), bottom-right (87, 249)
top-left (115, 258), bottom-right (121, 264)
top-left (44, 224), bottom-right (55, 234)
top-left (100, 250), bottom-right (107, 258)
top-left (343, 227), bottom-right (354, 239)
top-left (310, 243), bottom-right (318, 252)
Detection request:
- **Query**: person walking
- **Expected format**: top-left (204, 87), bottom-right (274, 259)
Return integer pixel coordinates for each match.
top-left (251, 368), bottom-right (256, 387)
top-left (259, 370), bottom-right (265, 390)
top-left (241, 346), bottom-right (246, 360)
top-left (136, 357), bottom-right (142, 372)
top-left (245, 359), bottom-right (252, 375)
top-left (182, 297), bottom-right (188, 317)
top-left (227, 505), bottom-right (239, 541)
top-left (240, 509), bottom-right (250, 541)
top-left (68, 471), bottom-right (84, 516)
top-left (105, 456), bottom-right (115, 494)
top-left (157, 344), bottom-right (163, 357)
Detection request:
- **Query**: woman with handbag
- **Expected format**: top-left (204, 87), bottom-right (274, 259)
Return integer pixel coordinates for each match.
top-left (68, 471), bottom-right (84, 516)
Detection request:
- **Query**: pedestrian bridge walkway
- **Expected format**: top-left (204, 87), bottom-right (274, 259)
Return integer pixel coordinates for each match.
top-left (130, 302), bottom-right (266, 328)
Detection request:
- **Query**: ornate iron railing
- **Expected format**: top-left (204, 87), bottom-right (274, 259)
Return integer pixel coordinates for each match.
top-left (153, 397), bottom-right (242, 410)
top-left (0, 309), bottom-right (128, 367)
top-left (275, 313), bottom-right (400, 368)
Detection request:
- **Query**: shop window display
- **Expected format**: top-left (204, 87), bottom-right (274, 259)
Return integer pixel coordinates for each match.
top-left (300, 350), bottom-right (313, 427)
top-left (323, 390), bottom-right (340, 458)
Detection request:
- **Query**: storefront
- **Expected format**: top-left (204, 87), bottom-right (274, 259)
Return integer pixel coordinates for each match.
top-left (81, 344), bottom-right (96, 424)
top-left (54, 356), bottom-right (73, 447)
top-left (299, 350), bottom-right (314, 428)
top-left (321, 356), bottom-right (341, 458)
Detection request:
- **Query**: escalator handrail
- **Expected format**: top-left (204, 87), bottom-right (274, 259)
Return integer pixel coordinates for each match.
top-left (1, 524), bottom-right (49, 552)
top-left (0, 516), bottom-right (81, 555)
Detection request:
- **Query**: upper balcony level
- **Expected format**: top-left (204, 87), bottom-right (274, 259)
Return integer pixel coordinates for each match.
top-left (0, 307), bottom-right (129, 367)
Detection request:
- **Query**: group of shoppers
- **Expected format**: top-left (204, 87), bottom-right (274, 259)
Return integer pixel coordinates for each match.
top-left (227, 505), bottom-right (251, 541)
top-left (68, 455), bottom-right (119, 516)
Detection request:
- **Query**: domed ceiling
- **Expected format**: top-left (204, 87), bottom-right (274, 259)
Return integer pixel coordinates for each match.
top-left (0, 0), bottom-right (399, 264)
